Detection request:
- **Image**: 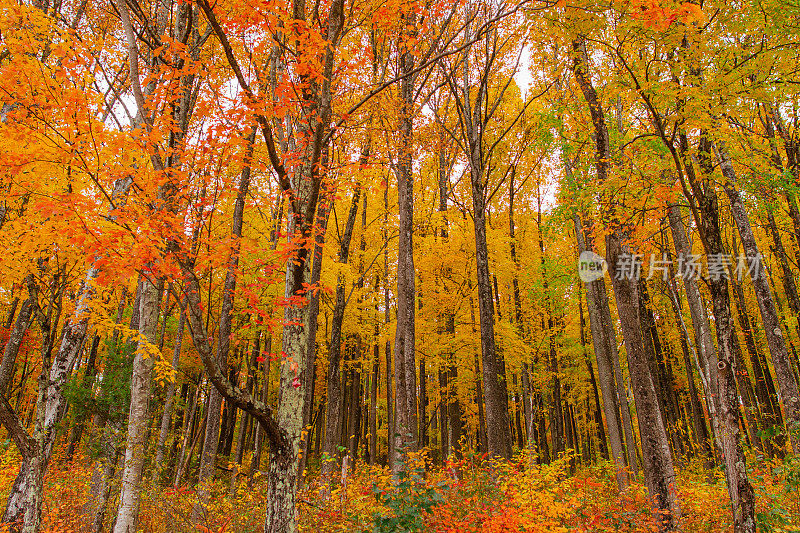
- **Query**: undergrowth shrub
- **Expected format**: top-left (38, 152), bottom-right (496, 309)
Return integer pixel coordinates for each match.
top-left (0, 444), bottom-right (797, 532)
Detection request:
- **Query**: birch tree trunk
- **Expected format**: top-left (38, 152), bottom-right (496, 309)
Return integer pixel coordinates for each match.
top-left (2, 177), bottom-right (133, 532)
top-left (113, 275), bottom-right (161, 533)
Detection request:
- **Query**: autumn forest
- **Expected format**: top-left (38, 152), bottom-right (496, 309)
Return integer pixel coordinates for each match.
top-left (0, 0), bottom-right (799, 531)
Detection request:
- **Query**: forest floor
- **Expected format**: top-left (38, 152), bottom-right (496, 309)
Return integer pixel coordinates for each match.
top-left (1, 447), bottom-right (798, 532)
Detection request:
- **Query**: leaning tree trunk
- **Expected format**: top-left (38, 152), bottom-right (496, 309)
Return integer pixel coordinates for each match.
top-left (572, 34), bottom-right (679, 530)
top-left (716, 142), bottom-right (800, 453)
top-left (0, 276), bottom-right (36, 395)
top-left (574, 215), bottom-right (627, 488)
top-left (670, 131), bottom-right (756, 533)
top-left (667, 205), bottom-right (718, 459)
top-left (2, 178), bottom-right (133, 532)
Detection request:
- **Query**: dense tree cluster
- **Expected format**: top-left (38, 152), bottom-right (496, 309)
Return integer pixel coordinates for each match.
top-left (0, 0), bottom-right (799, 531)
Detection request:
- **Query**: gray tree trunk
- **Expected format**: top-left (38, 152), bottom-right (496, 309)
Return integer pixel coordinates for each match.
top-left (572, 34), bottom-right (679, 529)
top-left (716, 142), bottom-right (800, 452)
top-left (574, 215), bottom-right (628, 489)
top-left (392, 10), bottom-right (419, 470)
top-left (113, 277), bottom-right (161, 533)
top-left (321, 187), bottom-right (361, 492)
top-left (0, 277), bottom-right (36, 395)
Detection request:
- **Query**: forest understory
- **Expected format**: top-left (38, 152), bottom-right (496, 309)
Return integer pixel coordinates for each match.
top-left (3, 0), bottom-right (800, 531)
top-left (1, 444), bottom-right (799, 532)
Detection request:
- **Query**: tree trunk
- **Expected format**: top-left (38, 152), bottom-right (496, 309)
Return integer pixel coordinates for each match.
top-left (667, 205), bottom-right (717, 461)
top-left (669, 135), bottom-right (756, 532)
top-left (579, 292), bottom-right (609, 461)
top-left (3, 177), bottom-right (132, 531)
top-left (717, 143), bottom-right (800, 452)
top-left (383, 177), bottom-right (393, 469)
top-left (66, 333), bottom-right (101, 461)
top-left (229, 362), bottom-right (254, 496)
top-left (297, 175), bottom-right (333, 485)
top-left (194, 131), bottom-right (256, 521)
top-left (538, 192), bottom-right (564, 459)
top-left (0, 277), bottom-right (36, 395)
top-left (392, 10), bottom-right (419, 471)
top-left (174, 376), bottom-right (202, 488)
top-left (369, 332), bottom-right (379, 466)
top-left (574, 215), bottom-right (628, 486)
top-left (572, 34), bottom-right (679, 529)
top-left (321, 187), bottom-right (361, 492)
top-left (664, 270), bottom-right (712, 460)
top-left (766, 210), bottom-right (800, 333)
top-left (729, 259), bottom-right (784, 455)
top-left (640, 282), bottom-right (684, 462)
top-left (113, 276), bottom-right (162, 533)
top-left (608, 237), bottom-right (680, 530)
top-left (153, 308), bottom-right (185, 483)
top-left (469, 297), bottom-right (488, 454)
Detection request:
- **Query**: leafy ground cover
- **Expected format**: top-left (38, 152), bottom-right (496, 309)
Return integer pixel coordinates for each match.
top-left (1, 446), bottom-right (797, 532)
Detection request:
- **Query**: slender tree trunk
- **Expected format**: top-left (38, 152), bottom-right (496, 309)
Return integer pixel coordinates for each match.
top-left (174, 376), bottom-right (202, 487)
top-left (321, 187), bottom-right (361, 492)
top-left (193, 131), bottom-right (256, 521)
top-left (418, 356), bottom-right (428, 448)
top-left (249, 197), bottom-right (286, 489)
top-left (0, 277), bottom-right (36, 395)
top-left (66, 333), bottom-right (101, 461)
top-left (579, 292), bottom-right (609, 460)
top-left (468, 169), bottom-right (511, 459)
top-left (766, 211), bottom-right (800, 330)
top-left (608, 237), bottom-right (680, 530)
top-left (717, 143), bottom-right (800, 452)
top-left (729, 258), bottom-right (784, 455)
top-left (640, 282), bottom-right (685, 462)
top-left (469, 296), bottom-right (487, 454)
top-left (572, 34), bottom-right (679, 529)
top-left (392, 11), bottom-right (419, 471)
top-left (369, 328), bottom-right (379, 466)
top-left (229, 358), bottom-right (254, 496)
top-left (114, 276), bottom-right (162, 533)
top-left (260, 3), bottom-right (346, 526)
top-left (538, 190), bottom-right (564, 459)
top-left (670, 134), bottom-right (756, 533)
top-left (664, 271), bottom-right (712, 460)
top-left (667, 205), bottom-right (717, 462)
top-left (437, 145), bottom-right (461, 464)
top-left (383, 177), bottom-right (393, 469)
top-left (297, 174), bottom-right (333, 486)
top-left (153, 308), bottom-right (185, 483)
top-left (574, 215), bottom-right (629, 487)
